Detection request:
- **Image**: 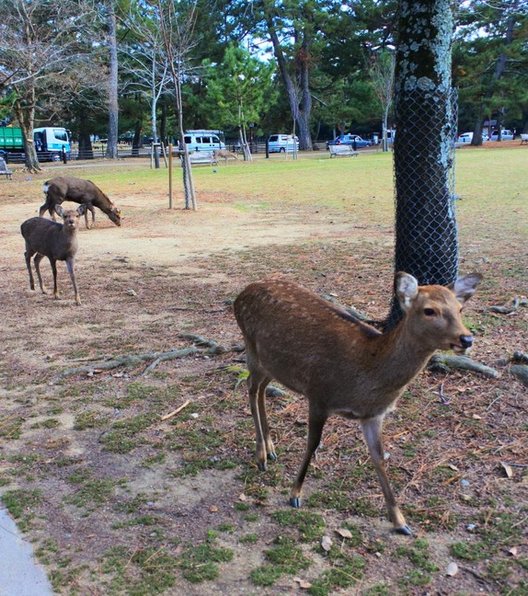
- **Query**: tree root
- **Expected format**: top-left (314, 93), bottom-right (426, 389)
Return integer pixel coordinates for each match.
top-left (510, 365), bottom-right (528, 387)
top-left (428, 354), bottom-right (500, 378)
top-left (56, 334), bottom-right (230, 380)
top-left (488, 296), bottom-right (528, 314)
top-left (57, 347), bottom-right (201, 379)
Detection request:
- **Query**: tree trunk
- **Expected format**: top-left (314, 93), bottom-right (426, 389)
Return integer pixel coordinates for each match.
top-left (106, 2), bottom-right (119, 159)
top-left (78, 131), bottom-right (94, 160)
top-left (160, 101), bottom-right (168, 145)
top-left (175, 74), bottom-right (196, 210)
top-left (471, 5), bottom-right (516, 146)
top-left (387, 0), bottom-right (457, 327)
top-left (14, 94), bottom-right (40, 173)
top-left (265, 15), bottom-right (313, 151)
top-left (132, 120), bottom-right (142, 156)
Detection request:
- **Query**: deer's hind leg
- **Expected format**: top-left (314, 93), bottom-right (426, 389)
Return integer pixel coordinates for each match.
top-left (290, 399), bottom-right (327, 508)
top-left (246, 353), bottom-right (272, 471)
top-left (24, 246), bottom-right (36, 290)
top-left (33, 253), bottom-right (47, 294)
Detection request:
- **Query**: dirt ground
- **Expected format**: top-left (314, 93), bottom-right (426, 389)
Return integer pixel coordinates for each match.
top-left (0, 158), bottom-right (527, 595)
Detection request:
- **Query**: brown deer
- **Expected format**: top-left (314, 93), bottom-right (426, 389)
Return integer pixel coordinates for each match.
top-left (212, 149), bottom-right (239, 164)
top-left (234, 272), bottom-right (482, 535)
top-left (39, 176), bottom-right (121, 229)
top-left (21, 205), bottom-right (87, 305)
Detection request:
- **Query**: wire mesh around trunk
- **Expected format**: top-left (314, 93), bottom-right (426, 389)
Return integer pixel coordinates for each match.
top-left (386, 88), bottom-right (459, 327)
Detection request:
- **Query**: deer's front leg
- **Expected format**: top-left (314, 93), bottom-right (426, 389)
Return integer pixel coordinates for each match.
top-left (361, 415), bottom-right (412, 536)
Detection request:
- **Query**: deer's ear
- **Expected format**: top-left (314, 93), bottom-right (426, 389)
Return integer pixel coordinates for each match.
top-left (450, 273), bottom-right (482, 304)
top-left (77, 204), bottom-right (87, 216)
top-left (395, 272), bottom-right (419, 312)
top-left (54, 204), bottom-right (65, 218)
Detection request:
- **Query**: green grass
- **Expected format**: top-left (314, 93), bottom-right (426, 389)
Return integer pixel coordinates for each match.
top-left (178, 541), bottom-right (234, 583)
top-left (251, 536), bottom-right (311, 587)
top-left (2, 489), bottom-right (42, 529)
top-left (100, 414), bottom-right (157, 453)
top-left (272, 509), bottom-right (325, 542)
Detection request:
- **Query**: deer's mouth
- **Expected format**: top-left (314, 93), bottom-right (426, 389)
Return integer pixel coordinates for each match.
top-left (450, 343), bottom-right (467, 354)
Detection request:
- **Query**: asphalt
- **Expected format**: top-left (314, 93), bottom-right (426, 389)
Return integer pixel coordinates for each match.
top-left (0, 507), bottom-right (53, 596)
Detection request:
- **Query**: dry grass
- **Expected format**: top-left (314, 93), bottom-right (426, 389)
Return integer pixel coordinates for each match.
top-left (0, 147), bottom-right (526, 594)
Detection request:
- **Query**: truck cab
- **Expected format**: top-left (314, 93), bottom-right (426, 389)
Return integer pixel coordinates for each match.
top-left (34, 127), bottom-right (71, 160)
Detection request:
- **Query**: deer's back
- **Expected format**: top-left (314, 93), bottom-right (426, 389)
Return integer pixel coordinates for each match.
top-left (46, 177), bottom-right (108, 207)
top-left (234, 278), bottom-right (382, 398)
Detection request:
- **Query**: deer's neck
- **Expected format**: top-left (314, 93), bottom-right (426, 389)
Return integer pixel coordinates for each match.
top-left (370, 321), bottom-right (434, 392)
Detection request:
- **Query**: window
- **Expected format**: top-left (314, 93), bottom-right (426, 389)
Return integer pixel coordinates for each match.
top-left (201, 136), bottom-right (211, 143)
top-left (184, 136), bottom-right (191, 143)
top-left (53, 129), bottom-right (68, 142)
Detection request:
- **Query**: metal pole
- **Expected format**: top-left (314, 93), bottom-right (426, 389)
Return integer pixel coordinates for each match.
top-left (168, 143), bottom-right (173, 209)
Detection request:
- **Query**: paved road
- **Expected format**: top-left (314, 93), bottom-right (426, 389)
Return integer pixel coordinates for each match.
top-left (0, 507), bottom-right (53, 596)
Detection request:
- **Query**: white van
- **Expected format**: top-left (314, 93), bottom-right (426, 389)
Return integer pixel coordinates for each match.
top-left (268, 134), bottom-right (299, 153)
top-left (183, 130), bottom-right (225, 153)
top-left (489, 129), bottom-right (514, 141)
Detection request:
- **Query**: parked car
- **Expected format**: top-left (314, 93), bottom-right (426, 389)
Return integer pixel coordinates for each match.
top-left (489, 129), bottom-right (514, 141)
top-left (457, 132), bottom-right (473, 143)
top-left (183, 129), bottom-right (225, 153)
top-left (327, 134), bottom-right (371, 149)
top-left (268, 134), bottom-right (299, 153)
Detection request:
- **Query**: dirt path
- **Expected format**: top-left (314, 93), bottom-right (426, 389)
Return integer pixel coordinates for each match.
top-left (0, 163), bottom-right (526, 596)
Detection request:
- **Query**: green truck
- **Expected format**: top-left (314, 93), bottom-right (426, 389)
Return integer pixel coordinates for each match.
top-left (0, 127), bottom-right (24, 151)
top-left (0, 126), bottom-right (71, 161)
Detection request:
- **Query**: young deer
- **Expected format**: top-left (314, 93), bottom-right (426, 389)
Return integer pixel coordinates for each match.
top-left (21, 205), bottom-right (87, 306)
top-left (213, 149), bottom-right (239, 164)
top-left (39, 176), bottom-right (121, 229)
top-left (234, 272), bottom-right (482, 535)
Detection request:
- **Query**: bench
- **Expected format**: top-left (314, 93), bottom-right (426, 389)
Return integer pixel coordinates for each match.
top-left (0, 157), bottom-right (13, 179)
top-left (187, 151), bottom-right (218, 166)
top-left (329, 145), bottom-right (359, 158)
top-left (520, 134), bottom-right (528, 145)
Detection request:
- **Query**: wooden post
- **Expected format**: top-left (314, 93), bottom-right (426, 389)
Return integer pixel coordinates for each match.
top-left (168, 143), bottom-right (173, 209)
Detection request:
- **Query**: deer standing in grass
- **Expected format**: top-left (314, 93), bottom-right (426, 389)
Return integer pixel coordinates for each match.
top-left (21, 205), bottom-right (87, 306)
top-left (212, 149), bottom-right (239, 164)
top-left (234, 272), bottom-right (481, 535)
top-left (39, 176), bottom-right (121, 229)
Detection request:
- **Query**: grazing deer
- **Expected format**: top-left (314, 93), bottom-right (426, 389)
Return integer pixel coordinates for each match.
top-left (39, 176), bottom-right (121, 229)
top-left (212, 149), bottom-right (239, 164)
top-left (234, 272), bottom-right (482, 535)
top-left (21, 205), bottom-right (87, 306)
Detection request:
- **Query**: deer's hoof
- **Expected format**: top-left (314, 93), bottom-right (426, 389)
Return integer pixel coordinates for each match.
top-left (267, 452), bottom-right (277, 462)
top-left (257, 461), bottom-right (267, 472)
top-left (289, 497), bottom-right (302, 508)
top-left (394, 525), bottom-right (413, 536)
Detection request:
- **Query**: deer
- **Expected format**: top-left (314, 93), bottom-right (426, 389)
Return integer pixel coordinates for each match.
top-left (21, 205), bottom-right (87, 306)
top-left (234, 272), bottom-right (482, 535)
top-left (212, 149), bottom-right (239, 164)
top-left (39, 176), bottom-right (121, 229)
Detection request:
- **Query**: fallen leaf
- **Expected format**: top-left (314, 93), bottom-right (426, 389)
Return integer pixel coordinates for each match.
top-left (472, 414), bottom-right (482, 420)
top-left (239, 493), bottom-right (247, 502)
top-left (209, 505), bottom-right (218, 513)
top-left (294, 577), bottom-right (312, 589)
top-left (446, 562), bottom-right (459, 576)
top-left (336, 528), bottom-right (353, 539)
top-left (448, 464), bottom-right (459, 471)
top-left (507, 546), bottom-right (518, 557)
top-left (501, 462), bottom-right (513, 478)
top-left (321, 535), bottom-right (333, 552)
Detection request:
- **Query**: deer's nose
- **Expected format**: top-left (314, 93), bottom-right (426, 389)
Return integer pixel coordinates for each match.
top-left (459, 335), bottom-right (473, 349)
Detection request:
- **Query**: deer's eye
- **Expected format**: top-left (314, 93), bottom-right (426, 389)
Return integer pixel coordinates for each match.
top-left (424, 308), bottom-right (436, 317)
